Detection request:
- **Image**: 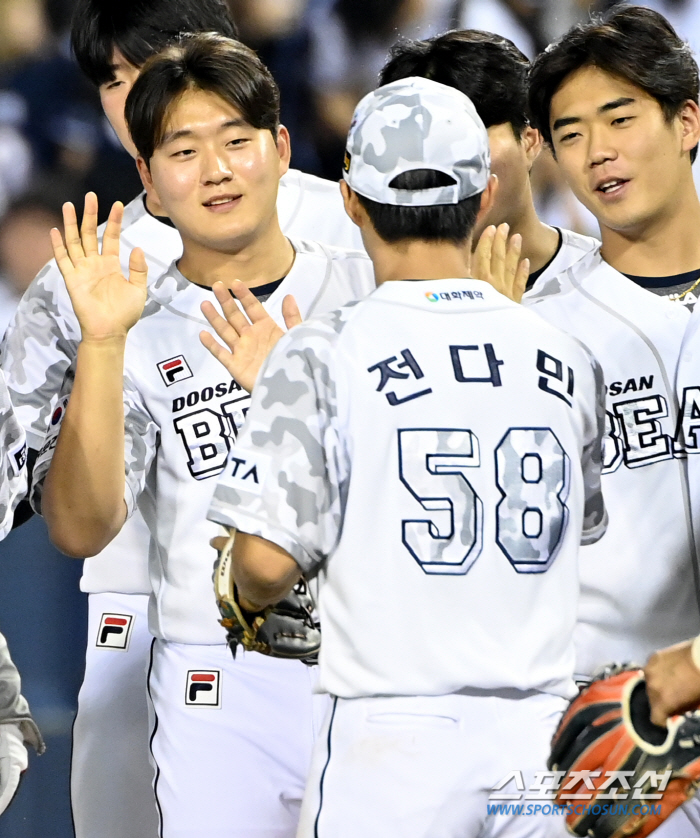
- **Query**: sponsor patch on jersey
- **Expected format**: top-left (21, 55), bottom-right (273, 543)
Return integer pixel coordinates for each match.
top-left (185, 670), bottom-right (221, 707)
top-left (218, 448), bottom-right (270, 496)
top-left (7, 436), bottom-right (26, 478)
top-left (157, 355), bottom-right (193, 387)
top-left (343, 150), bottom-right (351, 173)
top-left (425, 290), bottom-right (484, 302)
top-left (96, 612), bottom-right (134, 651)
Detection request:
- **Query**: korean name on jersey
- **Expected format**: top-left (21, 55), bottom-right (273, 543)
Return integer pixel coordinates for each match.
top-left (4, 168), bottom-right (363, 595)
top-left (34, 239), bottom-right (374, 645)
top-left (208, 279), bottom-right (607, 700)
top-left (526, 245), bottom-right (699, 674)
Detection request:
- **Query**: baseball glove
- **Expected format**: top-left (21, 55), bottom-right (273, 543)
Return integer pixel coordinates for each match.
top-left (549, 664), bottom-right (700, 838)
top-left (214, 531), bottom-right (321, 665)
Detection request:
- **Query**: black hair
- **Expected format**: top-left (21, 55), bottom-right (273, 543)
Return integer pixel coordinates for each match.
top-left (356, 169), bottom-right (482, 245)
top-left (380, 29), bottom-right (530, 138)
top-left (528, 5), bottom-right (699, 162)
top-left (125, 33), bottom-right (279, 164)
top-left (71, 0), bottom-right (238, 87)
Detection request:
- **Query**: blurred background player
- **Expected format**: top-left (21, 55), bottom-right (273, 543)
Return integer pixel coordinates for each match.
top-left (0, 2), bottom-right (364, 838)
top-left (208, 75), bottom-right (608, 838)
top-left (36, 34), bottom-right (374, 838)
top-left (526, 18), bottom-right (700, 837)
top-left (377, 29), bottom-right (598, 288)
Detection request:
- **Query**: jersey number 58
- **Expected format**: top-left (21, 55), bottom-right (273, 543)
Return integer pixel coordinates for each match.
top-left (398, 428), bottom-right (570, 576)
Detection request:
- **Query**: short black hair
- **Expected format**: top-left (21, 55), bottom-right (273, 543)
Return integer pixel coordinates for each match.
top-left (125, 33), bottom-right (279, 164)
top-left (356, 169), bottom-right (482, 245)
top-left (71, 0), bottom-right (238, 88)
top-left (529, 6), bottom-right (699, 162)
top-left (380, 30), bottom-right (530, 138)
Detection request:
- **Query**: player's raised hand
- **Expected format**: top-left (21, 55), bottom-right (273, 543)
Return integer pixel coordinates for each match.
top-left (473, 223), bottom-right (529, 304)
top-left (200, 280), bottom-right (302, 393)
top-left (50, 192), bottom-right (148, 342)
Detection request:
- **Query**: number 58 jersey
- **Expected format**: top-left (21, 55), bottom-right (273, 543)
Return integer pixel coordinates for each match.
top-left (208, 278), bottom-right (608, 700)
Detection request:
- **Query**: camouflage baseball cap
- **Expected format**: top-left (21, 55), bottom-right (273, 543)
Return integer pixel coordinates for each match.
top-left (343, 76), bottom-right (490, 207)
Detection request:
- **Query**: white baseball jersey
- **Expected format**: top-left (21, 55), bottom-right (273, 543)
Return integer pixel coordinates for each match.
top-left (34, 240), bottom-right (375, 644)
top-left (524, 228), bottom-right (599, 296)
top-left (677, 307), bottom-right (700, 572)
top-left (525, 246), bottom-right (699, 675)
top-left (0, 370), bottom-right (26, 540)
top-left (3, 168), bottom-right (362, 594)
top-left (208, 278), bottom-right (607, 700)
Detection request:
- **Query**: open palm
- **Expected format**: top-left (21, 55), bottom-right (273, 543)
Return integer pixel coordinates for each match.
top-left (51, 192), bottom-right (148, 341)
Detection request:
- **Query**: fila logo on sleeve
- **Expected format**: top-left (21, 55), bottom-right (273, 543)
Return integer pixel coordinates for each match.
top-left (158, 355), bottom-right (193, 386)
top-left (185, 670), bottom-right (222, 708)
top-left (96, 613), bottom-right (134, 651)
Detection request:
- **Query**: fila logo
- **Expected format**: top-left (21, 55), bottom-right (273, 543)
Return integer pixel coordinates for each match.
top-left (185, 670), bottom-right (222, 707)
top-left (158, 355), bottom-right (193, 387)
top-left (96, 613), bottom-right (134, 651)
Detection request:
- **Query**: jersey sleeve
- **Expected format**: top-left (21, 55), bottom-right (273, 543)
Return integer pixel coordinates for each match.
top-left (207, 323), bottom-right (347, 575)
top-left (0, 372), bottom-right (27, 539)
top-left (29, 367), bottom-right (159, 519)
top-left (579, 347), bottom-right (608, 545)
top-left (1, 262), bottom-right (81, 450)
top-left (123, 371), bottom-right (159, 518)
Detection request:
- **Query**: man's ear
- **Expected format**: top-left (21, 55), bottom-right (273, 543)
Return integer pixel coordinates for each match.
top-left (136, 157), bottom-right (167, 216)
top-left (678, 99), bottom-right (700, 157)
top-left (340, 180), bottom-right (367, 228)
top-left (276, 125), bottom-right (291, 178)
top-left (475, 174), bottom-right (498, 224)
top-left (521, 125), bottom-right (543, 170)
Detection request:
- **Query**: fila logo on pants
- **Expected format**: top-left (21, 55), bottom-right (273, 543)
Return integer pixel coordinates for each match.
top-left (185, 670), bottom-right (222, 708)
top-left (96, 613), bottom-right (134, 651)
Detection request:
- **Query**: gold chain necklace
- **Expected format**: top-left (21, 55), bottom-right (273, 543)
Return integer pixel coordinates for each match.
top-left (675, 274), bottom-right (700, 300)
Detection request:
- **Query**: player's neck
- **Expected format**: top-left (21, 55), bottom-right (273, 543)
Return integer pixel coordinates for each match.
top-left (506, 192), bottom-right (560, 274)
top-left (177, 220), bottom-right (295, 289)
top-left (370, 238), bottom-right (472, 285)
top-left (599, 178), bottom-right (700, 277)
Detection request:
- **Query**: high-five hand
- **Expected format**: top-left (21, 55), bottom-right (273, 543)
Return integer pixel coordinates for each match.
top-left (473, 223), bottom-right (529, 304)
top-left (50, 193), bottom-right (148, 341)
top-left (200, 280), bottom-right (302, 393)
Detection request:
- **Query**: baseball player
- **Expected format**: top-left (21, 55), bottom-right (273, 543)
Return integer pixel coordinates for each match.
top-left (525, 6), bottom-right (700, 679)
top-left (377, 29), bottom-right (598, 290)
top-left (34, 34), bottom-right (375, 838)
top-left (1, 2), bottom-right (364, 836)
top-left (206, 75), bottom-right (608, 838)
top-left (0, 373), bottom-right (44, 817)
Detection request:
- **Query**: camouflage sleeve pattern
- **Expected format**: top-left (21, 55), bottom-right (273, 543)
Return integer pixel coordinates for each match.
top-left (207, 315), bottom-right (350, 574)
top-left (123, 371), bottom-right (159, 517)
top-left (0, 632), bottom-right (44, 753)
top-left (0, 372), bottom-right (27, 538)
top-left (579, 347), bottom-right (608, 545)
top-left (29, 368), bottom-right (158, 518)
top-left (1, 262), bottom-right (81, 450)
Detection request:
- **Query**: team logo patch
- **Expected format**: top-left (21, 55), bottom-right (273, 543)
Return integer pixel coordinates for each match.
top-left (185, 670), bottom-right (222, 707)
top-left (96, 613), bottom-right (134, 651)
top-left (157, 355), bottom-right (193, 387)
top-left (218, 448), bottom-right (270, 496)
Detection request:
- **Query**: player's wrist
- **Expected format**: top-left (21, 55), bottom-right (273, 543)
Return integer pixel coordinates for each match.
top-left (79, 332), bottom-right (129, 349)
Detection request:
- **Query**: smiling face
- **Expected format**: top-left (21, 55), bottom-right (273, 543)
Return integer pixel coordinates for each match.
top-left (549, 65), bottom-right (699, 236)
top-left (99, 49), bottom-right (141, 158)
top-left (137, 87), bottom-right (290, 253)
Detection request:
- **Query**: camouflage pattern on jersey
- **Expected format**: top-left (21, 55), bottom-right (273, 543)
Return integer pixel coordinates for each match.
top-left (0, 371), bottom-right (27, 539)
top-left (208, 308), bottom-right (355, 573)
top-left (0, 196), bottom-right (178, 450)
top-left (344, 77), bottom-right (490, 206)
